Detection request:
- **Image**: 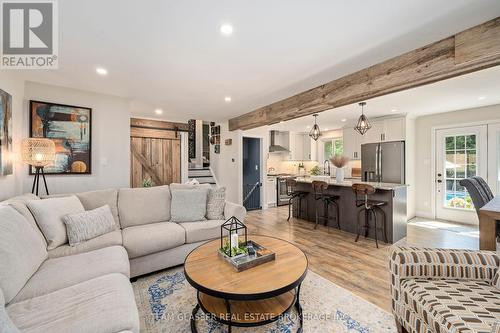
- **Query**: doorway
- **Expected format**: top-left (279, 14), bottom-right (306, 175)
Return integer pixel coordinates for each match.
top-left (242, 137), bottom-right (262, 211)
top-left (435, 125), bottom-right (487, 223)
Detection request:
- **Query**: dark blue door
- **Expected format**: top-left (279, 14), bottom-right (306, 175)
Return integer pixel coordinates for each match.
top-left (243, 137), bottom-right (261, 211)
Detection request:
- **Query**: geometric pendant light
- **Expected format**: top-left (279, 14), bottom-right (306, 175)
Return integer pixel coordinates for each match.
top-left (308, 114), bottom-right (322, 141)
top-left (354, 102), bottom-right (372, 135)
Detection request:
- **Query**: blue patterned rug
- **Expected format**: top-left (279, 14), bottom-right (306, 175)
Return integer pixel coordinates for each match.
top-left (133, 267), bottom-right (396, 333)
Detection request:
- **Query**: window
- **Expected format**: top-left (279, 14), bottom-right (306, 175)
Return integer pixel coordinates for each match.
top-left (323, 138), bottom-right (343, 160)
top-left (444, 134), bottom-right (476, 210)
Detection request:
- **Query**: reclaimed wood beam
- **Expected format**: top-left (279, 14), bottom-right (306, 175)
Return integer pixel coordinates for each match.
top-left (228, 17), bottom-right (500, 131)
top-left (130, 118), bottom-right (189, 132)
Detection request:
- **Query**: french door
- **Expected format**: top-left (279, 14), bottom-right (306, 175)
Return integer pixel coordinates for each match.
top-left (435, 125), bottom-right (487, 223)
top-left (487, 123), bottom-right (500, 195)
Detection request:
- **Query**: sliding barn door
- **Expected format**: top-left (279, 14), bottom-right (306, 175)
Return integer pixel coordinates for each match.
top-left (130, 118), bottom-right (187, 187)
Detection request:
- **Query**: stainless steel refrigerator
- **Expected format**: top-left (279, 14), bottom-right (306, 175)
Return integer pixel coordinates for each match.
top-left (361, 141), bottom-right (405, 184)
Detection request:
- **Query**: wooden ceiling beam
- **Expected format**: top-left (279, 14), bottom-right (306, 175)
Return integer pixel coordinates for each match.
top-left (228, 17), bottom-right (500, 131)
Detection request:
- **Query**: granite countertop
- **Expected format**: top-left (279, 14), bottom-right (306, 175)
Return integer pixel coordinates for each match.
top-left (294, 176), bottom-right (408, 190)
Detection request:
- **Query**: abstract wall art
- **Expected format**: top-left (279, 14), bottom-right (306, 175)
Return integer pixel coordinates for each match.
top-left (0, 89), bottom-right (13, 176)
top-left (30, 100), bottom-right (92, 174)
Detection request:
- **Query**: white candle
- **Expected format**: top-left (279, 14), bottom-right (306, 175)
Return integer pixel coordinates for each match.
top-left (230, 232), bottom-right (239, 249)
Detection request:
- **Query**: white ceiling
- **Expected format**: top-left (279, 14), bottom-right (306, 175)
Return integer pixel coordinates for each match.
top-left (270, 66), bottom-right (500, 133)
top-left (17, 0), bottom-right (500, 122)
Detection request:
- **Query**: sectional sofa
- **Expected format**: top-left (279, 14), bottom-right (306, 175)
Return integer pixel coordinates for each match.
top-left (0, 185), bottom-right (246, 333)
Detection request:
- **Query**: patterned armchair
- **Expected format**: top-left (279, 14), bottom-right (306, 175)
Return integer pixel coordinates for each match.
top-left (389, 246), bottom-right (500, 333)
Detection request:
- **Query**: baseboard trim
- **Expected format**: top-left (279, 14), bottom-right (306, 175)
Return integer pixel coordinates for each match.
top-left (415, 211), bottom-right (434, 219)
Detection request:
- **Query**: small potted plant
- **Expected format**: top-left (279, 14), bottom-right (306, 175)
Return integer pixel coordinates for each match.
top-left (329, 155), bottom-right (350, 182)
top-left (310, 165), bottom-right (321, 176)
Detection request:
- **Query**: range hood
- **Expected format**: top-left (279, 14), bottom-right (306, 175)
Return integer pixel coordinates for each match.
top-left (269, 130), bottom-right (290, 153)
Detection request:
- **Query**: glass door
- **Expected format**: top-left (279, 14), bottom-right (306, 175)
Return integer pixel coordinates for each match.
top-left (487, 123), bottom-right (500, 195)
top-left (435, 125), bottom-right (487, 223)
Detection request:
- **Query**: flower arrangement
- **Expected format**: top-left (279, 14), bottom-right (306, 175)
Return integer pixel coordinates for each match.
top-left (329, 155), bottom-right (350, 168)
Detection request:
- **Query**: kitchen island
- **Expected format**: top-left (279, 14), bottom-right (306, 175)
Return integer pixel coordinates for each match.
top-left (293, 177), bottom-right (408, 243)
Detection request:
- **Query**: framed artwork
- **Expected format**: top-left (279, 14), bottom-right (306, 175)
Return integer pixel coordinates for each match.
top-left (30, 100), bottom-right (92, 174)
top-left (0, 89), bottom-right (13, 176)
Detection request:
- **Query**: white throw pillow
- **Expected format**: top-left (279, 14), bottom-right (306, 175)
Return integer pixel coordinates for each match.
top-left (170, 188), bottom-right (209, 222)
top-left (27, 196), bottom-right (85, 250)
top-left (206, 187), bottom-right (226, 220)
top-left (63, 205), bottom-right (116, 246)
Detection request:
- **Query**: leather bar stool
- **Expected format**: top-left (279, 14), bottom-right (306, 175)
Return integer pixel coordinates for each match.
top-left (311, 180), bottom-right (341, 231)
top-left (352, 183), bottom-right (387, 248)
top-left (286, 178), bottom-right (308, 221)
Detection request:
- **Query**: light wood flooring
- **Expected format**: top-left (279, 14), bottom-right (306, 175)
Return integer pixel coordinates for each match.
top-left (245, 206), bottom-right (480, 312)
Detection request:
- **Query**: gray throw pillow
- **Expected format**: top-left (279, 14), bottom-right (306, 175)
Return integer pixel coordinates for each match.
top-left (63, 205), bottom-right (116, 246)
top-left (206, 187), bottom-right (226, 220)
top-left (170, 188), bottom-right (209, 222)
top-left (492, 268), bottom-right (500, 290)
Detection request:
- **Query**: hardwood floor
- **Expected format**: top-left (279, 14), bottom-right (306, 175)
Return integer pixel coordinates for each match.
top-left (245, 206), bottom-right (480, 312)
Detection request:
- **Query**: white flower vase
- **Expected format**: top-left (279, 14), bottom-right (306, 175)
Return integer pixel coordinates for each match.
top-left (335, 168), bottom-right (345, 182)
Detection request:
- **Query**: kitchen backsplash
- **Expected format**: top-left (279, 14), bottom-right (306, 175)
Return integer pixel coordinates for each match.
top-left (267, 154), bottom-right (361, 178)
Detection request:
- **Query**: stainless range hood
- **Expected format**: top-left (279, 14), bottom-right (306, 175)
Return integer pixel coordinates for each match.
top-left (269, 130), bottom-right (290, 153)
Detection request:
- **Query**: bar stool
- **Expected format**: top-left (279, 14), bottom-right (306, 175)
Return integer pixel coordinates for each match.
top-left (286, 178), bottom-right (308, 221)
top-left (311, 180), bottom-right (341, 231)
top-left (352, 183), bottom-right (387, 248)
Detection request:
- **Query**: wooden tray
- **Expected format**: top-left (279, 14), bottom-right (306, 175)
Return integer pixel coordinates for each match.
top-left (218, 240), bottom-right (275, 272)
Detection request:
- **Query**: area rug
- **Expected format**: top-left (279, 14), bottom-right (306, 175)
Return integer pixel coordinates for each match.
top-left (133, 267), bottom-right (396, 333)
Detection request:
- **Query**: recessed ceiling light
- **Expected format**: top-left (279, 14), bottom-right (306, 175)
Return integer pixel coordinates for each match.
top-left (220, 24), bottom-right (233, 36)
top-left (96, 67), bottom-right (108, 76)
top-left (306, 125), bottom-right (311, 129)
top-left (224, 96), bottom-right (232, 102)
top-left (155, 109), bottom-right (163, 115)
top-left (341, 118), bottom-right (347, 122)
top-left (324, 128), bottom-right (329, 131)
top-left (279, 121), bottom-right (284, 124)
top-left (391, 109), bottom-right (398, 112)
top-left (478, 96), bottom-right (486, 100)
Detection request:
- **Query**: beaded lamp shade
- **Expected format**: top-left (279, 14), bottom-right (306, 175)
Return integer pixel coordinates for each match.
top-left (21, 138), bottom-right (56, 167)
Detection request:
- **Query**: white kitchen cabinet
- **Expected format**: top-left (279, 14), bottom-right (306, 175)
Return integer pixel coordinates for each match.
top-left (361, 121), bottom-right (384, 144)
top-left (343, 117), bottom-right (405, 159)
top-left (342, 127), bottom-right (362, 160)
top-left (383, 117), bottom-right (405, 141)
top-left (288, 133), bottom-right (312, 161)
top-left (266, 176), bottom-right (277, 207)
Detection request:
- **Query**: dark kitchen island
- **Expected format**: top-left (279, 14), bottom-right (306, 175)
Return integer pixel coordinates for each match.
top-left (293, 177), bottom-right (408, 243)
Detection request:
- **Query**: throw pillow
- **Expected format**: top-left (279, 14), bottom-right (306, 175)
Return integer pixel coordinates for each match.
top-left (63, 205), bottom-right (116, 246)
top-left (170, 188), bottom-right (209, 222)
top-left (26, 196), bottom-right (85, 250)
top-left (206, 187), bottom-right (226, 220)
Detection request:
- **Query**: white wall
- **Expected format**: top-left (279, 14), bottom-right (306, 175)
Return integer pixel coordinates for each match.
top-left (415, 104), bottom-right (500, 219)
top-left (0, 72), bottom-right (26, 200)
top-left (405, 116), bottom-right (416, 219)
top-left (210, 122), bottom-right (240, 203)
top-left (21, 81), bottom-right (131, 194)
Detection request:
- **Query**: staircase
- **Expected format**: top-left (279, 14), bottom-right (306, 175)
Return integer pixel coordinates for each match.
top-left (188, 167), bottom-right (217, 185)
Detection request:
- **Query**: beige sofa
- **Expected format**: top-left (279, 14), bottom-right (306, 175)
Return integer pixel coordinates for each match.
top-left (0, 185), bottom-right (246, 333)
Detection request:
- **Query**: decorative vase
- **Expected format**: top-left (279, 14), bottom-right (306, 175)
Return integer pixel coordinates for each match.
top-left (336, 168), bottom-right (345, 182)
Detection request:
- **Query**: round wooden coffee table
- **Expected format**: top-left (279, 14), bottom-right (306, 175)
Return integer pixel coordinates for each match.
top-left (184, 235), bottom-right (308, 333)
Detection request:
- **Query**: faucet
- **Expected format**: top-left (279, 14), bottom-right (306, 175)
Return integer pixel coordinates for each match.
top-left (323, 160), bottom-right (330, 176)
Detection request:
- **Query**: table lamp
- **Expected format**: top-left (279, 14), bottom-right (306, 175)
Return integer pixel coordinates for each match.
top-left (21, 138), bottom-right (56, 196)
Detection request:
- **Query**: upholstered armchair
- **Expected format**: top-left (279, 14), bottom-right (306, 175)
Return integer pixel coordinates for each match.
top-left (389, 246), bottom-right (500, 333)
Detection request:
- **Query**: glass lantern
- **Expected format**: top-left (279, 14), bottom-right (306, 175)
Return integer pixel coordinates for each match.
top-left (220, 216), bottom-right (248, 257)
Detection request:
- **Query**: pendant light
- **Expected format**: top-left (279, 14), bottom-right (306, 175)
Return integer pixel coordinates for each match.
top-left (354, 102), bottom-right (372, 135)
top-left (309, 114), bottom-right (322, 141)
